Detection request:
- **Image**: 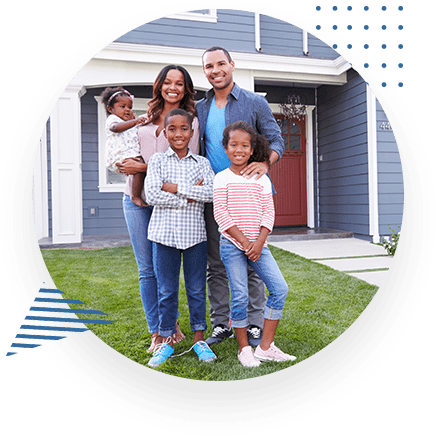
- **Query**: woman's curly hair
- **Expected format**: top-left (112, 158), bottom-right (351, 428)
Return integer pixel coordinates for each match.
top-left (222, 121), bottom-right (271, 166)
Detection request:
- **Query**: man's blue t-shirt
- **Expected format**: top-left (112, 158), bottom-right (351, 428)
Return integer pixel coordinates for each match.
top-left (204, 97), bottom-right (230, 174)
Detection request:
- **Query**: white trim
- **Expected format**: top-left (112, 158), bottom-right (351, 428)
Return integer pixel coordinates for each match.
top-left (167, 9), bottom-right (217, 23)
top-left (95, 96), bottom-right (151, 193)
top-left (269, 104), bottom-right (315, 228)
top-left (305, 107), bottom-right (315, 228)
top-left (33, 129), bottom-right (49, 241)
top-left (50, 87), bottom-right (84, 244)
top-left (95, 43), bottom-right (350, 86)
top-left (366, 85), bottom-right (380, 243)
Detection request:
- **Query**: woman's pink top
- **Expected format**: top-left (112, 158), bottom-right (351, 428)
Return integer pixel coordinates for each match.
top-left (124, 117), bottom-right (200, 197)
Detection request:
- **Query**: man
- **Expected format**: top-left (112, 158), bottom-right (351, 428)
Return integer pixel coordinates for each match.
top-left (196, 46), bottom-right (285, 347)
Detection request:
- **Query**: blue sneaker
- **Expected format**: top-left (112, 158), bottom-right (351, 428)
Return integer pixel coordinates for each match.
top-left (193, 341), bottom-right (217, 362)
top-left (148, 342), bottom-right (174, 367)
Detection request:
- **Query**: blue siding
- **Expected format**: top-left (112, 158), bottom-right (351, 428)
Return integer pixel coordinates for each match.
top-left (307, 33), bottom-right (338, 59)
top-left (259, 15), bottom-right (302, 57)
top-left (376, 100), bottom-right (404, 236)
top-left (116, 10), bottom-right (338, 59)
top-left (317, 69), bottom-right (370, 236)
top-left (117, 10), bottom-right (256, 53)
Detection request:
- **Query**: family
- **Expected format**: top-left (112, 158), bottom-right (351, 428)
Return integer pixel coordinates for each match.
top-left (102, 46), bottom-right (297, 368)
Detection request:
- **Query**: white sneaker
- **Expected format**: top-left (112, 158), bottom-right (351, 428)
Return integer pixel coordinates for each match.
top-left (254, 342), bottom-right (296, 362)
top-left (238, 346), bottom-right (261, 367)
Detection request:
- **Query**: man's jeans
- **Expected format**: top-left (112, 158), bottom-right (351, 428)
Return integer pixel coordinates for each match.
top-left (219, 236), bottom-right (288, 328)
top-left (204, 202), bottom-right (266, 329)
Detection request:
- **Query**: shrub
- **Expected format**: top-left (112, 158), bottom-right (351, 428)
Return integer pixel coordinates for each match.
top-left (381, 225), bottom-right (400, 255)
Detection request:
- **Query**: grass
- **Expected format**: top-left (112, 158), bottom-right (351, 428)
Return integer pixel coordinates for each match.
top-left (41, 245), bottom-right (378, 381)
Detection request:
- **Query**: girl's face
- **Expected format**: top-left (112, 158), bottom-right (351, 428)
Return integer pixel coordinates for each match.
top-left (161, 69), bottom-right (186, 106)
top-left (108, 95), bottom-right (133, 121)
top-left (225, 129), bottom-right (253, 170)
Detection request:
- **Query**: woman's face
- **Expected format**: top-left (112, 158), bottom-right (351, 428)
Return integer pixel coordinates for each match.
top-left (160, 69), bottom-right (186, 106)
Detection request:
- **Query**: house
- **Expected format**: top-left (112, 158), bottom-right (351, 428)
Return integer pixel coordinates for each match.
top-left (33, 9), bottom-right (403, 245)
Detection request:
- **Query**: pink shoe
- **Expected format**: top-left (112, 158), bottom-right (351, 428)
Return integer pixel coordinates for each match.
top-left (238, 346), bottom-right (261, 367)
top-left (254, 342), bottom-right (296, 362)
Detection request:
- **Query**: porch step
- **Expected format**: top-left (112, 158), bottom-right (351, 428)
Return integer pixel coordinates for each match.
top-left (268, 227), bottom-right (353, 242)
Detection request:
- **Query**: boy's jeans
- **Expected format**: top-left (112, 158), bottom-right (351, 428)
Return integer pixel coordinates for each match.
top-left (153, 241), bottom-right (208, 337)
top-left (219, 236), bottom-right (289, 328)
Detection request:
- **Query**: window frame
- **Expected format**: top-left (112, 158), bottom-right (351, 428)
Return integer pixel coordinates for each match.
top-left (167, 9), bottom-right (217, 23)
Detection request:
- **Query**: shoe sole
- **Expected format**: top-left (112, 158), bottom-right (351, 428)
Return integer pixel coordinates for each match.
top-left (254, 353), bottom-right (297, 362)
top-left (238, 358), bottom-right (261, 367)
top-left (205, 333), bottom-right (234, 346)
top-left (199, 356), bottom-right (217, 363)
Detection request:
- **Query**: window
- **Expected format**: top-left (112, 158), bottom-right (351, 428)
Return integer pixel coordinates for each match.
top-left (168, 9), bottom-right (217, 23)
top-left (95, 96), bottom-right (150, 192)
top-left (274, 114), bottom-right (303, 152)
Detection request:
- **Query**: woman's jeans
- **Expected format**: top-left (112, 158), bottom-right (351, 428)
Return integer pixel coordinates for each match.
top-left (153, 241), bottom-right (208, 338)
top-left (219, 236), bottom-right (289, 328)
top-left (123, 195), bottom-right (159, 333)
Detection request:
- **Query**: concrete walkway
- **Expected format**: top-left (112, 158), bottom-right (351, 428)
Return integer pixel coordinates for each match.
top-left (268, 238), bottom-right (393, 288)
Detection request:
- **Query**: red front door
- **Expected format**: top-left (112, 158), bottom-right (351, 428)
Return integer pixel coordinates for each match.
top-left (269, 114), bottom-right (307, 226)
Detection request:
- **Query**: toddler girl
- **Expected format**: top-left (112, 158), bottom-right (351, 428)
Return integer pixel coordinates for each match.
top-left (213, 121), bottom-right (297, 367)
top-left (101, 87), bottom-right (148, 207)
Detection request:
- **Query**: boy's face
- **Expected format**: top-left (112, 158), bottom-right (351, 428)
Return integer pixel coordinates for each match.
top-left (164, 115), bottom-right (193, 156)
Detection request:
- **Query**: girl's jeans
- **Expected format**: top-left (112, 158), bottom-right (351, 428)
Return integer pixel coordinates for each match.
top-left (153, 241), bottom-right (208, 337)
top-left (123, 195), bottom-right (159, 333)
top-left (219, 236), bottom-right (289, 328)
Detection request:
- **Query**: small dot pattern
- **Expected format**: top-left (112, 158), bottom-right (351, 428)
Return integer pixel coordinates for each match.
top-left (315, 4), bottom-right (404, 88)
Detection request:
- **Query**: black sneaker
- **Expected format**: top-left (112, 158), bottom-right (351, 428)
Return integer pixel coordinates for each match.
top-left (247, 325), bottom-right (263, 347)
top-left (205, 324), bottom-right (234, 346)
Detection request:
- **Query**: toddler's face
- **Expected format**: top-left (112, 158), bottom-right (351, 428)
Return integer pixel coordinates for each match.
top-left (109, 96), bottom-right (133, 121)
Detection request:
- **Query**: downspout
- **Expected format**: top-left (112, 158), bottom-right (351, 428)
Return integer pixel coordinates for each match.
top-left (303, 30), bottom-right (309, 56)
top-left (255, 13), bottom-right (262, 52)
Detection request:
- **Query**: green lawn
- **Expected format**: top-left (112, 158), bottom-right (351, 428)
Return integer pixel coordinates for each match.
top-left (41, 245), bottom-right (378, 381)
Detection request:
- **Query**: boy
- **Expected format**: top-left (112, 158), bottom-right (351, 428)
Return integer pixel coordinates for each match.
top-left (145, 108), bottom-right (217, 367)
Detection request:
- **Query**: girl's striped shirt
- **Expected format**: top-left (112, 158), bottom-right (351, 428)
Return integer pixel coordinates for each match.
top-left (213, 168), bottom-right (275, 251)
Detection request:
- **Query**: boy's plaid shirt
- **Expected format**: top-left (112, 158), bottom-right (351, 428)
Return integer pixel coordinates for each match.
top-left (145, 147), bottom-right (215, 250)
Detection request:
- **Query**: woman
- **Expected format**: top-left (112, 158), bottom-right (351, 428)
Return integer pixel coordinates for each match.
top-left (117, 65), bottom-right (200, 353)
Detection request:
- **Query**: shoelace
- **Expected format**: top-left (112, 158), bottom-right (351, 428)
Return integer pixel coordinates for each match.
top-left (213, 326), bottom-right (227, 336)
top-left (248, 327), bottom-right (261, 338)
top-left (151, 336), bottom-right (172, 356)
top-left (172, 341), bottom-right (212, 358)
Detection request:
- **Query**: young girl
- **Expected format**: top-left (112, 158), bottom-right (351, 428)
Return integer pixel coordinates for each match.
top-left (213, 121), bottom-right (297, 367)
top-left (101, 86), bottom-right (148, 207)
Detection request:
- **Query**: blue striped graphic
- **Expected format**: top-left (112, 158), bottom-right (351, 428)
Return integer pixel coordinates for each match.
top-left (30, 307), bottom-right (106, 314)
top-left (7, 287), bottom-right (115, 356)
top-left (25, 316), bottom-right (114, 324)
top-left (16, 334), bottom-right (66, 340)
top-left (20, 325), bottom-right (89, 332)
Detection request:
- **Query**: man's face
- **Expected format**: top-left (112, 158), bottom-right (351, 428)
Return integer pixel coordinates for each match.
top-left (202, 50), bottom-right (235, 91)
